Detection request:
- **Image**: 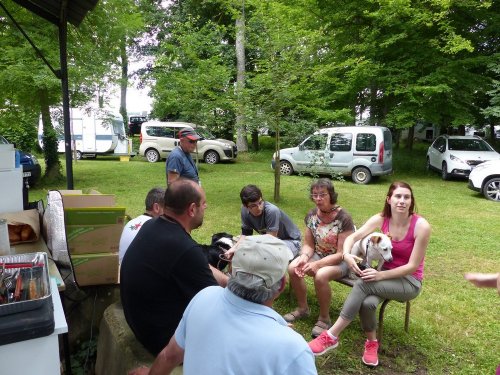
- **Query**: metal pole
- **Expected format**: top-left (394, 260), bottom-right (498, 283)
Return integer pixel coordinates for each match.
top-left (59, 2), bottom-right (74, 189)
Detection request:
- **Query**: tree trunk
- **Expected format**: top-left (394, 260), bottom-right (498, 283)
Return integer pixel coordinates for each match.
top-left (119, 39), bottom-right (128, 129)
top-left (235, 5), bottom-right (248, 152)
top-left (393, 128), bottom-right (400, 150)
top-left (251, 130), bottom-right (259, 151)
top-left (369, 85), bottom-right (377, 125)
top-left (406, 125), bottom-right (415, 150)
top-left (40, 89), bottom-right (63, 181)
top-left (487, 123), bottom-right (496, 145)
top-left (273, 126), bottom-right (280, 202)
top-left (457, 125), bottom-right (465, 136)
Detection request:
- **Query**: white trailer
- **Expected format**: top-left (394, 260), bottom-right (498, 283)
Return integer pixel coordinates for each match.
top-left (38, 108), bottom-right (134, 159)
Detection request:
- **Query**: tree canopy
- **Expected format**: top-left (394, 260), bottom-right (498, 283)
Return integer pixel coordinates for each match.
top-left (0, 0), bottom-right (498, 167)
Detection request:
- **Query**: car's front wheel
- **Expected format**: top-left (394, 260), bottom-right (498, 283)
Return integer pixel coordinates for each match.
top-left (145, 149), bottom-right (160, 163)
top-left (75, 150), bottom-right (82, 160)
top-left (482, 177), bottom-right (500, 202)
top-left (441, 162), bottom-right (450, 180)
top-left (204, 150), bottom-right (219, 164)
top-left (351, 167), bottom-right (372, 184)
top-left (279, 161), bottom-right (293, 175)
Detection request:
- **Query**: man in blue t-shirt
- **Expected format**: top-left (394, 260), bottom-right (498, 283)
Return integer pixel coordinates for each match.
top-left (166, 127), bottom-right (200, 185)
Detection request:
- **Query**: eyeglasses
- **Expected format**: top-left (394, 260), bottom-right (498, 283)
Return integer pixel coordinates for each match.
top-left (310, 193), bottom-right (328, 200)
top-left (187, 139), bottom-right (198, 144)
top-left (247, 199), bottom-right (264, 209)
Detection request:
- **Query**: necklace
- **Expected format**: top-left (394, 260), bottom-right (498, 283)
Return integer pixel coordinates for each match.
top-left (319, 205), bottom-right (339, 214)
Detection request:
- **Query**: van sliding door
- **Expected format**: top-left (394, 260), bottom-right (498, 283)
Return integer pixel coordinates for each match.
top-left (327, 133), bottom-right (353, 172)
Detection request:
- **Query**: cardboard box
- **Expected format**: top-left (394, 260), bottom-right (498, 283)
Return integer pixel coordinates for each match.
top-left (64, 207), bottom-right (125, 254)
top-left (64, 207), bottom-right (125, 225)
top-left (71, 252), bottom-right (119, 286)
top-left (66, 223), bottom-right (124, 254)
top-left (59, 190), bottom-right (125, 255)
top-left (61, 190), bottom-right (116, 208)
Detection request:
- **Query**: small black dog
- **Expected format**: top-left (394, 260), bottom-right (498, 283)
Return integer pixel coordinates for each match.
top-left (201, 232), bottom-right (234, 271)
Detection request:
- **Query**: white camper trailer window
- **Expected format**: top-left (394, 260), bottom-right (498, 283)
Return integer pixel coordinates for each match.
top-left (112, 119), bottom-right (125, 136)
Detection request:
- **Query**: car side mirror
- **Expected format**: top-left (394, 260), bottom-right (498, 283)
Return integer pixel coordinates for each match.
top-left (299, 144), bottom-right (304, 151)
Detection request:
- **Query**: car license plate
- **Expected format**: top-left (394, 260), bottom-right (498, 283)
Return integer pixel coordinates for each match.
top-left (22, 171), bottom-right (31, 177)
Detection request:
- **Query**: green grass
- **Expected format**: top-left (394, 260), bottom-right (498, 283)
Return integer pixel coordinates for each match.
top-left (29, 140), bottom-right (499, 374)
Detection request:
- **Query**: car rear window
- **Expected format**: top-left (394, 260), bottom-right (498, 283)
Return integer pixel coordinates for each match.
top-left (130, 116), bottom-right (147, 124)
top-left (383, 129), bottom-right (392, 151)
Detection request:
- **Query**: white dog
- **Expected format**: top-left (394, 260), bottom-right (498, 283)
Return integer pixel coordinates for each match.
top-left (349, 232), bottom-right (393, 278)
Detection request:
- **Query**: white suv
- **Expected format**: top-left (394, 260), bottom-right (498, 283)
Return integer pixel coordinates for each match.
top-left (139, 121), bottom-right (237, 164)
top-left (468, 160), bottom-right (500, 201)
top-left (426, 135), bottom-right (500, 180)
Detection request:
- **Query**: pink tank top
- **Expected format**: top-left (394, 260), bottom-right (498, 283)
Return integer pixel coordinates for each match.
top-left (381, 214), bottom-right (424, 281)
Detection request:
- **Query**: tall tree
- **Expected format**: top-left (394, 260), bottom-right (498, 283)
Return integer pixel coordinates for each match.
top-left (0, 0), bottom-right (144, 182)
top-left (235, 1), bottom-right (248, 152)
top-left (148, 16), bottom-right (236, 134)
top-left (316, 0), bottom-right (498, 146)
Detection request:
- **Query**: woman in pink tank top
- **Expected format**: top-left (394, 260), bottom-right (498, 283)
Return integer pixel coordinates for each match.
top-left (308, 181), bottom-right (431, 367)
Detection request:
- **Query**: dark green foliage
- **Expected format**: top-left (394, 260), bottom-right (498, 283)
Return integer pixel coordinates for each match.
top-left (0, 107), bottom-right (39, 152)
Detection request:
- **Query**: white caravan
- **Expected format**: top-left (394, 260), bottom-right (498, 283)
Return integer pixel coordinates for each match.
top-left (38, 108), bottom-right (134, 159)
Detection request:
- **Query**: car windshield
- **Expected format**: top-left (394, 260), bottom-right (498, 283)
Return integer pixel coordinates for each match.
top-left (195, 127), bottom-right (216, 140)
top-left (0, 135), bottom-right (10, 144)
top-left (448, 139), bottom-right (494, 152)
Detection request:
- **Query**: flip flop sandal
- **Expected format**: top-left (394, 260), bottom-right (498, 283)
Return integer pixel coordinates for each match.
top-left (283, 309), bottom-right (310, 323)
top-left (311, 320), bottom-right (332, 338)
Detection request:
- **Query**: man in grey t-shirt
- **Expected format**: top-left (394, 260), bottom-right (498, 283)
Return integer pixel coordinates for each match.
top-left (238, 184), bottom-right (301, 257)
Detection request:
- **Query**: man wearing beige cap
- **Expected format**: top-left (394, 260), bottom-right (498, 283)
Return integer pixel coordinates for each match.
top-left (166, 127), bottom-right (200, 185)
top-left (129, 235), bottom-right (317, 375)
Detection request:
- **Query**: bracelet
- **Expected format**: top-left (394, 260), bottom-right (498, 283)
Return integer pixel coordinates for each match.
top-left (301, 252), bottom-right (311, 259)
top-left (342, 253), bottom-right (349, 261)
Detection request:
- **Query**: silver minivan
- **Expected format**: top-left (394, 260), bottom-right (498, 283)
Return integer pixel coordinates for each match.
top-left (272, 126), bottom-right (393, 184)
top-left (139, 121), bottom-right (237, 164)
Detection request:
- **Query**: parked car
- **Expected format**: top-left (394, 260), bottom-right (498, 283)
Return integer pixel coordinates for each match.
top-left (0, 135), bottom-right (41, 186)
top-left (426, 135), bottom-right (500, 180)
top-left (468, 160), bottom-right (500, 202)
top-left (128, 116), bottom-right (148, 136)
top-left (271, 126), bottom-right (393, 184)
top-left (139, 121), bottom-right (237, 164)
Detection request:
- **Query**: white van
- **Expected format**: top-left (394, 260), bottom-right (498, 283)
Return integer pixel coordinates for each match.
top-left (38, 108), bottom-right (134, 159)
top-left (272, 126), bottom-right (393, 184)
top-left (139, 121), bottom-right (237, 164)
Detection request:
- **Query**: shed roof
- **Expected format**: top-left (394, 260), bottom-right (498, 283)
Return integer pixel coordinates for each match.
top-left (12, 0), bottom-right (98, 27)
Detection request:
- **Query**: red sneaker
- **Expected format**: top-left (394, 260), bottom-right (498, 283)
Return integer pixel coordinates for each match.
top-left (362, 340), bottom-right (379, 366)
top-left (308, 331), bottom-right (339, 356)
